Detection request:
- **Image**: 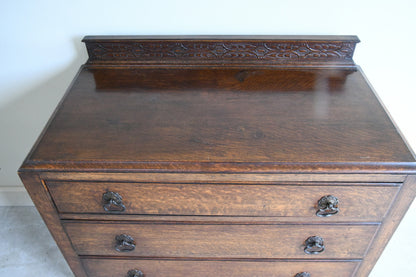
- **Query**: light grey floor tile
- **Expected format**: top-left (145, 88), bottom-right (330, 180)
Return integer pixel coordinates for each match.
top-left (0, 207), bottom-right (73, 277)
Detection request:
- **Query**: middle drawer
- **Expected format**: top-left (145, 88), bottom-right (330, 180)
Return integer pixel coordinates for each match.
top-left (63, 221), bottom-right (378, 259)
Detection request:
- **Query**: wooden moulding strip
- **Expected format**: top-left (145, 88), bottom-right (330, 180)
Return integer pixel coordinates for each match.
top-left (39, 172), bottom-right (407, 183)
top-left (82, 35), bottom-right (360, 66)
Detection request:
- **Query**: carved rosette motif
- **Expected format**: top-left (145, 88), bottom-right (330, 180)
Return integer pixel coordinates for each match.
top-left (86, 41), bottom-right (356, 64)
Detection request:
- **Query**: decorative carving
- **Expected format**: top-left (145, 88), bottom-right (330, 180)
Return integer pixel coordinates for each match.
top-left (85, 40), bottom-right (356, 65)
top-left (127, 269), bottom-right (144, 277)
top-left (316, 195), bottom-right (339, 217)
top-left (115, 234), bottom-right (136, 252)
top-left (304, 236), bottom-right (325, 254)
top-left (102, 191), bottom-right (125, 212)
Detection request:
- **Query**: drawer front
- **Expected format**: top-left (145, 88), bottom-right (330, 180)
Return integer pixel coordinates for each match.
top-left (64, 222), bottom-right (377, 259)
top-left (48, 181), bottom-right (399, 220)
top-left (82, 259), bottom-right (359, 277)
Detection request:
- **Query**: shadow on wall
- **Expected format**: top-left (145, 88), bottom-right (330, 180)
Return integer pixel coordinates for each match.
top-left (0, 37), bottom-right (88, 193)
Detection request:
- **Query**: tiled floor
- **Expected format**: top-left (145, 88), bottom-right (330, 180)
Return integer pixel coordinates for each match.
top-left (0, 207), bottom-right (73, 276)
top-left (0, 205), bottom-right (414, 277)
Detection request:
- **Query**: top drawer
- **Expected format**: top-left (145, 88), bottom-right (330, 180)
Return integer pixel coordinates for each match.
top-left (47, 181), bottom-right (399, 221)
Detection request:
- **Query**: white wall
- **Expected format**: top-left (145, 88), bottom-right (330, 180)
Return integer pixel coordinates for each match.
top-left (1, 0), bottom-right (415, 275)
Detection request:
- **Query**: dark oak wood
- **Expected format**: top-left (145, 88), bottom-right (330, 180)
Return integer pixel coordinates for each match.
top-left (22, 66), bottom-right (416, 173)
top-left (83, 35), bottom-right (359, 66)
top-left (40, 172), bottom-right (408, 183)
top-left (47, 181), bottom-right (399, 221)
top-left (64, 222), bottom-right (377, 259)
top-left (18, 36), bottom-right (416, 277)
top-left (18, 172), bottom-right (88, 277)
top-left (355, 175), bottom-right (416, 276)
top-left (82, 259), bottom-right (359, 277)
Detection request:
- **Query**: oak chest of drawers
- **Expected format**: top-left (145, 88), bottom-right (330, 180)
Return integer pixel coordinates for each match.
top-left (19, 36), bottom-right (416, 277)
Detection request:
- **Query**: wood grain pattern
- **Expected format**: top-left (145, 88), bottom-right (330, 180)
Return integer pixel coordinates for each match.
top-left (82, 259), bottom-right (359, 277)
top-left (18, 36), bottom-right (416, 277)
top-left (53, 214), bottom-right (390, 224)
top-left (47, 181), bottom-right (399, 221)
top-left (355, 175), bottom-right (416, 276)
top-left (22, 67), bottom-right (416, 172)
top-left (83, 35), bottom-right (359, 66)
top-left (39, 172), bottom-right (407, 183)
top-left (18, 172), bottom-right (88, 277)
top-left (64, 222), bottom-right (378, 259)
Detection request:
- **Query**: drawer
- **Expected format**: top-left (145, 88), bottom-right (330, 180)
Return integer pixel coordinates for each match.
top-left (82, 259), bottom-right (359, 277)
top-left (64, 222), bottom-right (378, 259)
top-left (47, 181), bottom-right (399, 220)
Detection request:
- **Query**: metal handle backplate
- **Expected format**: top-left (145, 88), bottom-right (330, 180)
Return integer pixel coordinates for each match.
top-left (127, 269), bottom-right (144, 277)
top-left (103, 191), bottom-right (126, 212)
top-left (295, 273), bottom-right (311, 277)
top-left (115, 234), bottom-right (136, 252)
top-left (316, 195), bottom-right (339, 217)
top-left (304, 236), bottom-right (325, 254)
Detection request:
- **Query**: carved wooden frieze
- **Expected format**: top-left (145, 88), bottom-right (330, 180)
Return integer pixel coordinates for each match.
top-left (83, 36), bottom-right (359, 65)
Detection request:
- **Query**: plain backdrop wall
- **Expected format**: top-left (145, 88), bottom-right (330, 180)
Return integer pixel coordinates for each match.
top-left (0, 0), bottom-right (415, 276)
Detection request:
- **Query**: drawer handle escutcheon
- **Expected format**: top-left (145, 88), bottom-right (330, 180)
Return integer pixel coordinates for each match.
top-left (115, 234), bottom-right (136, 252)
top-left (295, 273), bottom-right (311, 277)
top-left (126, 269), bottom-right (144, 277)
top-left (316, 195), bottom-right (339, 217)
top-left (103, 191), bottom-right (126, 212)
top-left (304, 236), bottom-right (325, 254)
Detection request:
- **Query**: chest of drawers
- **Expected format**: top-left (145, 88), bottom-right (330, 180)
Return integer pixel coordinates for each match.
top-left (19, 36), bottom-right (416, 277)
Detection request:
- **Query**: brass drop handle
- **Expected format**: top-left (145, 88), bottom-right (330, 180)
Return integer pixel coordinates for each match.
top-left (295, 273), bottom-right (311, 277)
top-left (304, 236), bottom-right (325, 254)
top-left (103, 191), bottom-right (126, 212)
top-left (316, 195), bottom-right (339, 217)
top-left (126, 269), bottom-right (144, 277)
top-left (115, 234), bottom-right (136, 252)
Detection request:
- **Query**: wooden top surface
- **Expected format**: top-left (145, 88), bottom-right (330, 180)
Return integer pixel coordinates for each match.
top-left (22, 65), bottom-right (416, 173)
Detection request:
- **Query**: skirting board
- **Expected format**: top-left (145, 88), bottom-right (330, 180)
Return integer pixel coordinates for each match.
top-left (0, 186), bottom-right (33, 206)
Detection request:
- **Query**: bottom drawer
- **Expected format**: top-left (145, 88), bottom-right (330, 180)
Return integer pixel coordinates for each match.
top-left (82, 259), bottom-right (359, 277)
